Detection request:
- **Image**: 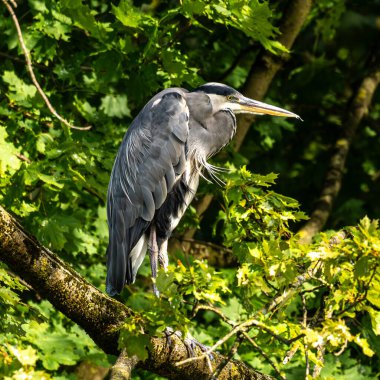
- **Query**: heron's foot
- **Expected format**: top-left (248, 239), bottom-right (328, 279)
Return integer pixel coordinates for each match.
top-left (183, 337), bottom-right (213, 360)
top-left (163, 328), bottom-right (213, 359)
top-left (163, 327), bottom-right (181, 349)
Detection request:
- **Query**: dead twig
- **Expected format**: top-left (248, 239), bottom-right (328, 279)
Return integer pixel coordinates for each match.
top-left (15, 153), bottom-right (31, 163)
top-left (243, 332), bottom-right (286, 380)
top-left (183, 304), bottom-right (304, 370)
top-left (194, 303), bottom-right (304, 345)
top-left (2, 0), bottom-right (91, 131)
top-left (266, 261), bottom-right (323, 314)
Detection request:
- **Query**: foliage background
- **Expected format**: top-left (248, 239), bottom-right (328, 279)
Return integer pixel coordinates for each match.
top-left (0, 0), bottom-right (380, 379)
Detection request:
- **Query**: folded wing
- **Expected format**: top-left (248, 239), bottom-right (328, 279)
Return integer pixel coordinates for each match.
top-left (106, 90), bottom-right (190, 295)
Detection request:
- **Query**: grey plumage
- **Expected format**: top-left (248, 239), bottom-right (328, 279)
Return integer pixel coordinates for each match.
top-left (106, 83), bottom-right (300, 296)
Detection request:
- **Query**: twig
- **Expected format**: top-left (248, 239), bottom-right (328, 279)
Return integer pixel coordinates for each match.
top-left (301, 294), bottom-right (309, 379)
top-left (212, 335), bottom-right (243, 379)
top-left (175, 318), bottom-right (256, 367)
top-left (312, 344), bottom-right (325, 379)
top-left (82, 186), bottom-right (105, 203)
top-left (2, 0), bottom-right (91, 131)
top-left (334, 339), bottom-right (347, 356)
top-left (15, 153), bottom-right (31, 163)
top-left (266, 261), bottom-right (323, 313)
top-left (177, 311), bottom-right (305, 368)
top-left (243, 332), bottom-right (285, 380)
top-left (192, 304), bottom-right (234, 325)
top-left (312, 307), bottom-right (333, 378)
top-left (282, 341), bottom-right (301, 366)
top-left (300, 284), bottom-right (326, 295)
top-left (195, 305), bottom-right (304, 345)
top-left (194, 304), bottom-right (304, 345)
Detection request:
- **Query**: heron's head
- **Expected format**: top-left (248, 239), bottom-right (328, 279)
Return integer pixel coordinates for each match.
top-left (194, 82), bottom-right (301, 119)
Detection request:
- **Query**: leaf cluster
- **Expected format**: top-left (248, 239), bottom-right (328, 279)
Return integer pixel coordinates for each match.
top-left (1, 0), bottom-right (380, 379)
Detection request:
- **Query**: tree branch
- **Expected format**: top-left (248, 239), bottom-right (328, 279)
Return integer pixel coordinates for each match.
top-left (236, 0), bottom-right (313, 150)
top-left (242, 332), bottom-right (285, 380)
top-left (108, 350), bottom-right (138, 380)
top-left (298, 53), bottom-right (380, 244)
top-left (2, 0), bottom-right (91, 131)
top-left (0, 205), bottom-right (274, 380)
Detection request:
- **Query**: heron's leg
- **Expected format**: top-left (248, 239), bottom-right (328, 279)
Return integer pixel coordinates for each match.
top-left (158, 240), bottom-right (168, 271)
top-left (183, 337), bottom-right (214, 359)
top-left (148, 225), bottom-right (159, 297)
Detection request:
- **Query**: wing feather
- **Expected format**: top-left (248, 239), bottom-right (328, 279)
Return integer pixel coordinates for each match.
top-left (106, 89), bottom-right (189, 295)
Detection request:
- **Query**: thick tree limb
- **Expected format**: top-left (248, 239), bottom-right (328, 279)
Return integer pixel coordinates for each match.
top-left (298, 54), bottom-right (380, 244)
top-left (185, 0), bottom-right (313, 241)
top-left (0, 206), bottom-right (130, 354)
top-left (0, 205), bottom-right (274, 380)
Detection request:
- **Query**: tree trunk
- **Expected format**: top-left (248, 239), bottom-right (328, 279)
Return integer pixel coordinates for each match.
top-left (298, 52), bottom-right (380, 244)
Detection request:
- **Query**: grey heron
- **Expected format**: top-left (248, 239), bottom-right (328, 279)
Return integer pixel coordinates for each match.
top-left (106, 82), bottom-right (300, 296)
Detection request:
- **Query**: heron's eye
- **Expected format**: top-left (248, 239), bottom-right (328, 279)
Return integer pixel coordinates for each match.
top-left (227, 95), bottom-right (238, 102)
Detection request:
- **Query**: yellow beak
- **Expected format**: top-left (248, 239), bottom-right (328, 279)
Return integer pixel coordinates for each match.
top-left (238, 97), bottom-right (301, 119)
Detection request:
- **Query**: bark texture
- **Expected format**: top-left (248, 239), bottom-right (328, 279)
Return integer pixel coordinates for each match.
top-left (0, 205), bottom-right (274, 380)
top-left (108, 351), bottom-right (138, 380)
top-left (0, 206), bottom-right (130, 354)
top-left (298, 54), bottom-right (380, 244)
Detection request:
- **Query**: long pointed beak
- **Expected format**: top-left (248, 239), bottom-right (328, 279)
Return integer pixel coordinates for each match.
top-left (238, 96), bottom-right (302, 120)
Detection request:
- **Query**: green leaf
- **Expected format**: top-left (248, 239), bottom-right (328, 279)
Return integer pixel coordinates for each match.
top-left (22, 321), bottom-right (82, 370)
top-left (37, 173), bottom-right (64, 189)
top-left (2, 71), bottom-right (37, 107)
top-left (123, 334), bottom-right (150, 361)
top-left (112, 0), bottom-right (145, 29)
top-left (100, 94), bottom-right (131, 118)
top-left (7, 345), bottom-right (38, 366)
top-left (36, 133), bottom-right (54, 154)
top-left (0, 127), bottom-right (22, 174)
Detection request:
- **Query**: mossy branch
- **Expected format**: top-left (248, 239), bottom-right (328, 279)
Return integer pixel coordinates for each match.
top-left (108, 350), bottom-right (138, 380)
top-left (0, 205), bottom-right (274, 380)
